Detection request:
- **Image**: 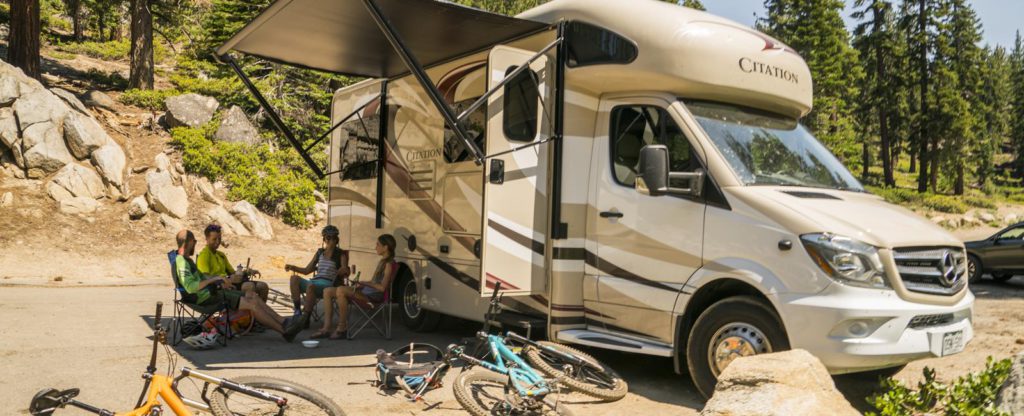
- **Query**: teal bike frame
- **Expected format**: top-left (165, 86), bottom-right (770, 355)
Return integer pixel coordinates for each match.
top-left (459, 332), bottom-right (551, 398)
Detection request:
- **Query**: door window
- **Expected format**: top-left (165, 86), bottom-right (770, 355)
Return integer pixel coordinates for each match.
top-left (609, 105), bottom-right (696, 187)
top-left (503, 67), bottom-right (539, 142)
top-left (997, 227), bottom-right (1024, 241)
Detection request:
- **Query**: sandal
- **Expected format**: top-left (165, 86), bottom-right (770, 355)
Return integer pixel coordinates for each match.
top-left (329, 328), bottom-right (348, 340)
top-left (309, 330), bottom-right (330, 339)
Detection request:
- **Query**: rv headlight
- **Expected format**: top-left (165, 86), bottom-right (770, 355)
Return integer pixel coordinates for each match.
top-left (800, 233), bottom-right (889, 289)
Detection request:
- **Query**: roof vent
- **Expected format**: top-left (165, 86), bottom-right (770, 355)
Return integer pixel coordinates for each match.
top-left (780, 190), bottom-right (842, 200)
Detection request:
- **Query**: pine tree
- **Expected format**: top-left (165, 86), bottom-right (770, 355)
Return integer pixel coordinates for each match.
top-left (758, 0), bottom-right (863, 164)
top-left (853, 0), bottom-right (899, 186)
top-left (8, 0), bottom-right (41, 79)
top-left (1011, 31), bottom-right (1024, 177)
top-left (128, 0), bottom-right (154, 89)
top-left (681, 0), bottom-right (705, 10)
top-left (976, 46), bottom-right (1012, 187)
top-left (942, 0), bottom-right (983, 194)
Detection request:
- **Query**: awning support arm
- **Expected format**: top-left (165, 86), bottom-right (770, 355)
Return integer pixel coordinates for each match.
top-left (359, 0), bottom-right (485, 166)
top-left (456, 37), bottom-right (562, 124)
top-left (302, 94), bottom-right (381, 154)
top-left (220, 54), bottom-right (326, 178)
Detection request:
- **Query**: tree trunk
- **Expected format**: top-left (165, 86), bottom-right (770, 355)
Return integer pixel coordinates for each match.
top-left (98, 15), bottom-right (106, 42)
top-left (954, 163), bottom-right (965, 195)
top-left (916, 0), bottom-right (929, 193)
top-left (909, 145), bottom-right (916, 173)
top-left (862, 139), bottom-right (870, 180)
top-left (929, 137), bottom-right (938, 192)
top-left (128, 0), bottom-right (154, 90)
top-left (873, 4), bottom-right (894, 187)
top-left (8, 0), bottom-right (41, 79)
top-left (69, 0), bottom-right (83, 41)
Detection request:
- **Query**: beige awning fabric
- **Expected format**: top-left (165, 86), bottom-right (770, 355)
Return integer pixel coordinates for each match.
top-left (216, 0), bottom-right (550, 78)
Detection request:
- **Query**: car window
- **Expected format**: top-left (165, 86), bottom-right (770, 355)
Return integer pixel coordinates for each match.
top-left (998, 227), bottom-right (1024, 240)
top-left (609, 105), bottom-right (695, 187)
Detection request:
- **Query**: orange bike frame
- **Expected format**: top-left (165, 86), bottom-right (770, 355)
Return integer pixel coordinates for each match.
top-left (118, 375), bottom-right (192, 416)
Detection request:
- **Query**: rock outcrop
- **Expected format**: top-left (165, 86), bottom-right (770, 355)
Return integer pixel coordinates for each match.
top-left (46, 163), bottom-right (105, 201)
top-left (90, 143), bottom-right (127, 198)
top-left (82, 90), bottom-right (116, 111)
top-left (214, 106), bottom-right (260, 145)
top-left (59, 196), bottom-right (99, 215)
top-left (206, 205), bottom-right (251, 237)
top-left (164, 93), bottom-right (219, 128)
top-left (52, 88), bottom-right (90, 114)
top-left (22, 121), bottom-right (73, 178)
top-left (230, 200), bottom-right (273, 240)
top-left (146, 170), bottom-right (189, 219)
top-left (64, 111), bottom-right (113, 159)
top-left (128, 196), bottom-right (149, 220)
top-left (997, 353), bottom-right (1024, 414)
top-left (699, 349), bottom-right (859, 416)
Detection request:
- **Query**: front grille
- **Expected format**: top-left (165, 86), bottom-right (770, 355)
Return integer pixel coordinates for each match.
top-left (893, 247), bottom-right (967, 296)
top-left (908, 313), bottom-right (954, 329)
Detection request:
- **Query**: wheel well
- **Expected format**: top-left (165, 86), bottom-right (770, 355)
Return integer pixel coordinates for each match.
top-left (673, 278), bottom-right (779, 374)
top-left (391, 262), bottom-right (414, 302)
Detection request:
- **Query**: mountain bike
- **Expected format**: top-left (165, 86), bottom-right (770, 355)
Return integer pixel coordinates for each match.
top-left (29, 302), bottom-right (345, 416)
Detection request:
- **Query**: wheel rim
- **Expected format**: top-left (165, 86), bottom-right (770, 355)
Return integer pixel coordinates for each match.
top-left (403, 279), bottom-right (421, 319)
top-left (968, 258), bottom-right (977, 279)
top-left (708, 322), bottom-right (772, 377)
top-left (537, 349), bottom-right (617, 389)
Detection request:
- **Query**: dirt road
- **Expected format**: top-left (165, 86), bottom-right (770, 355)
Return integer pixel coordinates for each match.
top-left (2, 278), bottom-right (1022, 415)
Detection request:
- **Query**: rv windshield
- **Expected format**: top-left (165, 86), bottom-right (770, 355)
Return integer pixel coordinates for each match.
top-left (686, 101), bottom-right (863, 191)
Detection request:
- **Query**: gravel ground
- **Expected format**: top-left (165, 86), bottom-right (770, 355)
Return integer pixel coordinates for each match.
top-left (1, 277), bottom-right (1021, 415)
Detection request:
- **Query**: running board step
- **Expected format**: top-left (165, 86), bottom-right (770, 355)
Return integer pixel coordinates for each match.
top-left (555, 329), bottom-right (673, 357)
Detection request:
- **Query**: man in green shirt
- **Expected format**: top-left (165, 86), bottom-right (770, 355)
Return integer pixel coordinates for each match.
top-left (175, 229), bottom-right (301, 342)
top-left (196, 224), bottom-right (270, 302)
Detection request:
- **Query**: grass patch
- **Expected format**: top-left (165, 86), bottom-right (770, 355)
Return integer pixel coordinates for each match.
top-left (922, 195), bottom-right (968, 214)
top-left (119, 88), bottom-right (180, 111)
top-left (54, 39), bottom-right (170, 63)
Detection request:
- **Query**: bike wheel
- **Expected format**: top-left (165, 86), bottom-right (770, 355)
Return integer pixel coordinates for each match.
top-left (452, 369), bottom-right (574, 416)
top-left (524, 341), bottom-right (628, 401)
top-left (209, 376), bottom-right (345, 416)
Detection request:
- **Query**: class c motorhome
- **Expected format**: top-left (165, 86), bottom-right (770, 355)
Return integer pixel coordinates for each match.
top-left (218, 0), bottom-right (974, 397)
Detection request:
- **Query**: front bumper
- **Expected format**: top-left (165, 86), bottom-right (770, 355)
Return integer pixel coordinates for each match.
top-left (778, 284), bottom-right (974, 374)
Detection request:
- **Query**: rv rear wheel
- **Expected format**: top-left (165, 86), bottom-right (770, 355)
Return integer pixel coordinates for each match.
top-left (685, 296), bottom-right (789, 399)
top-left (397, 274), bottom-right (441, 332)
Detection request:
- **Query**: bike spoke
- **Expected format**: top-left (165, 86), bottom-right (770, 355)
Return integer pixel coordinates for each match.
top-left (218, 389), bottom-right (328, 415)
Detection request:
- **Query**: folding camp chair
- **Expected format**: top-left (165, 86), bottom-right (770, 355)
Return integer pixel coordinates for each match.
top-left (347, 264), bottom-right (402, 340)
top-left (167, 250), bottom-right (232, 346)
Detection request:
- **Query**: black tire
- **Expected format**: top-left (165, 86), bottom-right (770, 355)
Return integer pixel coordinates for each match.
top-left (397, 274), bottom-right (441, 332)
top-left (992, 273), bottom-right (1015, 282)
top-left (452, 369), bottom-right (575, 416)
top-left (686, 296), bottom-right (789, 399)
top-left (524, 341), bottom-right (628, 401)
top-left (967, 255), bottom-right (984, 284)
top-left (209, 376), bottom-right (345, 416)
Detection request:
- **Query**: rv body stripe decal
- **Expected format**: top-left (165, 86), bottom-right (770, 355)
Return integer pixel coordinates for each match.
top-left (584, 250), bottom-right (677, 292)
top-left (485, 273), bottom-right (521, 290)
top-left (552, 247), bottom-right (585, 260)
top-left (550, 316), bottom-right (586, 325)
top-left (424, 255), bottom-right (480, 291)
top-left (487, 219), bottom-right (545, 255)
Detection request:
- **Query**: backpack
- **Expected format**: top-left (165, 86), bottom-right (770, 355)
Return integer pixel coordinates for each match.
top-left (374, 343), bottom-right (449, 401)
top-left (203, 310), bottom-right (254, 338)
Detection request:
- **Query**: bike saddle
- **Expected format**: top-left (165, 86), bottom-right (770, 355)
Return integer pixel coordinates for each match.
top-left (29, 388), bottom-right (79, 416)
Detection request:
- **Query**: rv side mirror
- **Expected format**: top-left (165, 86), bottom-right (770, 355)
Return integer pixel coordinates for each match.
top-left (637, 145), bottom-right (670, 196)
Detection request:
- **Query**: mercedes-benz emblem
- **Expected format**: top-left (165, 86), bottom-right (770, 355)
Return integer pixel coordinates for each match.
top-left (937, 250), bottom-right (959, 287)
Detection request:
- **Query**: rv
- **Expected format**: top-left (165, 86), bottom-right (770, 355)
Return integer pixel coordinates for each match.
top-left (218, 0), bottom-right (974, 397)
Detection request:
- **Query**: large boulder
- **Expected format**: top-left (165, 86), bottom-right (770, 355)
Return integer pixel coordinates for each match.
top-left (214, 105), bottom-right (260, 145)
top-left (90, 143), bottom-right (127, 196)
top-left (997, 353), bottom-right (1024, 414)
top-left (13, 87), bottom-right (69, 130)
top-left (51, 88), bottom-right (90, 114)
top-left (206, 205), bottom-right (251, 236)
top-left (146, 170), bottom-right (189, 219)
top-left (0, 70), bottom-right (20, 106)
top-left (128, 196), bottom-right (149, 220)
top-left (699, 349), bottom-right (859, 416)
top-left (59, 196), bottom-right (99, 215)
top-left (22, 121), bottom-right (72, 178)
top-left (230, 200), bottom-right (273, 240)
top-left (82, 90), bottom-right (116, 111)
top-left (164, 93), bottom-right (219, 128)
top-left (46, 163), bottom-right (105, 201)
top-left (194, 176), bottom-right (220, 204)
top-left (64, 111), bottom-right (113, 159)
top-left (159, 213), bottom-right (183, 233)
top-left (0, 107), bottom-right (22, 167)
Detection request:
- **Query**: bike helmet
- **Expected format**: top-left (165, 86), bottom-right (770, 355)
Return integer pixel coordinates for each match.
top-left (322, 225), bottom-right (340, 239)
top-left (183, 330), bottom-right (222, 350)
top-left (180, 318), bottom-right (204, 338)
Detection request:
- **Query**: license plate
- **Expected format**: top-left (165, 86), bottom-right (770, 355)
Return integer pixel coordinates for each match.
top-left (941, 330), bottom-right (965, 356)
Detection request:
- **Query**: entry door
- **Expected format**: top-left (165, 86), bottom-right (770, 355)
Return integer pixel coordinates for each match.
top-left (586, 97), bottom-right (706, 343)
top-left (989, 226), bottom-right (1024, 270)
top-left (479, 45), bottom-right (551, 296)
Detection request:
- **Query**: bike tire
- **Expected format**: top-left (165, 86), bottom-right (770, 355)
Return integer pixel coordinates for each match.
top-left (209, 375), bottom-right (345, 416)
top-left (525, 341), bottom-right (628, 402)
top-left (453, 369), bottom-right (575, 416)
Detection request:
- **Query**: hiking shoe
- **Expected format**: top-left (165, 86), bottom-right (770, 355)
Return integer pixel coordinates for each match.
top-left (282, 317), bottom-right (303, 342)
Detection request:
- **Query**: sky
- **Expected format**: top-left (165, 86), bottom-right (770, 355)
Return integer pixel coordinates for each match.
top-left (700, 0), bottom-right (1023, 50)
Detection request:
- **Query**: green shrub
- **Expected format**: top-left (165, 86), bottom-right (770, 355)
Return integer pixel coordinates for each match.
top-left (965, 196), bottom-right (998, 210)
top-left (0, 3), bottom-right (10, 24)
top-left (171, 125), bottom-right (316, 227)
top-left (82, 68), bottom-right (128, 89)
top-left (119, 89), bottom-right (180, 110)
top-left (867, 357), bottom-right (1012, 416)
top-left (923, 195), bottom-right (968, 214)
top-left (868, 186), bottom-right (923, 205)
top-left (55, 39), bottom-right (170, 63)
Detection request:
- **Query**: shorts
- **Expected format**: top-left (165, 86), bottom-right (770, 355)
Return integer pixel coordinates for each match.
top-left (297, 278), bottom-right (334, 298)
top-left (360, 286), bottom-right (385, 303)
top-left (200, 289), bottom-right (243, 310)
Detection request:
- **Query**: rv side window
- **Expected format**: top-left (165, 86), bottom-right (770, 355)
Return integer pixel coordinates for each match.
top-left (444, 97), bottom-right (487, 163)
top-left (610, 105), bottom-right (694, 187)
top-left (566, 21), bottom-right (638, 68)
top-left (503, 67), bottom-right (539, 142)
top-left (338, 100), bottom-right (382, 181)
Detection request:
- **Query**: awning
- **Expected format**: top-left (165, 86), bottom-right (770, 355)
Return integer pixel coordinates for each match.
top-left (216, 0), bottom-right (551, 78)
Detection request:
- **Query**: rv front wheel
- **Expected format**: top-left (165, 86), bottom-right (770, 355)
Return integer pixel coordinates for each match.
top-left (685, 296), bottom-right (789, 399)
top-left (397, 274), bottom-right (441, 331)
